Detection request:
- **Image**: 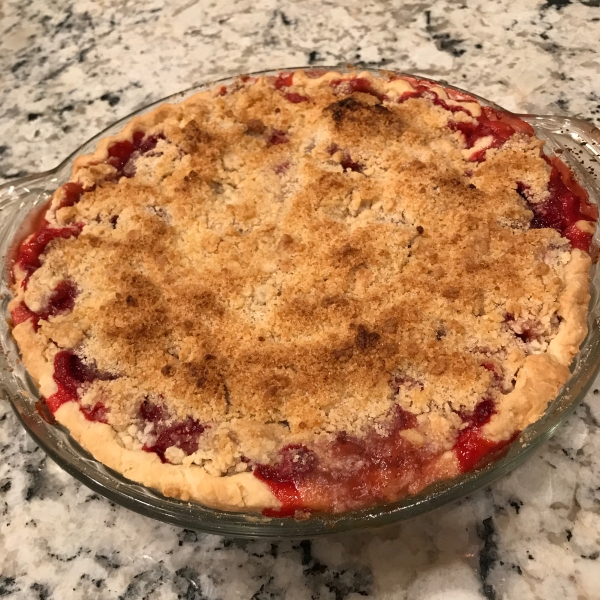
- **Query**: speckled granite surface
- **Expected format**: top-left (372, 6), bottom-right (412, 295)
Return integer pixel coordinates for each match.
top-left (1, 1), bottom-right (600, 598)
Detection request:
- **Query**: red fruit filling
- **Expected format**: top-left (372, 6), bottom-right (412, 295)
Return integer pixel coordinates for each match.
top-left (138, 399), bottom-right (205, 463)
top-left (452, 397), bottom-right (512, 472)
top-left (454, 429), bottom-right (513, 473)
top-left (11, 280), bottom-right (78, 331)
top-left (10, 302), bottom-right (37, 327)
top-left (46, 351), bottom-right (114, 414)
top-left (397, 84), bottom-right (471, 116)
top-left (330, 77), bottom-right (384, 100)
top-left (284, 92), bottom-right (309, 104)
top-left (254, 392), bottom-right (515, 513)
top-left (13, 223), bottom-right (83, 284)
top-left (341, 156), bottom-right (363, 173)
top-left (80, 402), bottom-right (109, 423)
top-left (105, 131), bottom-right (165, 179)
top-left (274, 70), bottom-right (327, 88)
top-left (106, 139), bottom-right (136, 173)
top-left (41, 280), bottom-right (78, 318)
top-left (520, 157), bottom-right (597, 252)
top-left (255, 444), bottom-right (316, 517)
top-left (447, 106), bottom-right (534, 162)
top-left (458, 397), bottom-right (496, 429)
top-left (505, 315), bottom-right (546, 344)
top-left (267, 129), bottom-right (289, 146)
top-left (394, 78), bottom-right (509, 119)
top-left (327, 143), bottom-right (363, 173)
top-left (274, 72), bottom-right (294, 90)
top-left (58, 182), bottom-right (85, 209)
top-left (254, 406), bottom-right (444, 515)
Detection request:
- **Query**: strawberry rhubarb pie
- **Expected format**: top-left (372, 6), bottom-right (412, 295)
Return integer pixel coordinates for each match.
top-left (8, 70), bottom-right (597, 516)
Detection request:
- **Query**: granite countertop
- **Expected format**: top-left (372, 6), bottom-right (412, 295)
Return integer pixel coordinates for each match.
top-left (1, 0), bottom-right (600, 598)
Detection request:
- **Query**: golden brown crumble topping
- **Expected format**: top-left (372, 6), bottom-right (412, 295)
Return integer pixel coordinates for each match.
top-left (11, 70), bottom-right (591, 485)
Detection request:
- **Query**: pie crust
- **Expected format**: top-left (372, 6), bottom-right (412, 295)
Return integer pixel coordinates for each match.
top-left (8, 70), bottom-right (596, 515)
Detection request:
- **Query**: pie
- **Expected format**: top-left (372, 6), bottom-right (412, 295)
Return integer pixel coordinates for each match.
top-left (8, 69), bottom-right (597, 516)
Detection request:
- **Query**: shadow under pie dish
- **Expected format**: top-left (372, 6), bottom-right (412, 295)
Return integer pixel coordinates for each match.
top-left (2, 68), bottom-right (600, 528)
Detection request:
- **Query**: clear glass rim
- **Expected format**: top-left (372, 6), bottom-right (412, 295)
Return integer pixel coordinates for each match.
top-left (1, 66), bottom-right (599, 539)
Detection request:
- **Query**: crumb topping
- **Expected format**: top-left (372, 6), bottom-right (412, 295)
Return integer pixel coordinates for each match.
top-left (12, 70), bottom-right (590, 478)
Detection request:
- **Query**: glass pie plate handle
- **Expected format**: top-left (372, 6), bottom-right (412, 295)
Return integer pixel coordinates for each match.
top-left (1, 68), bottom-right (600, 538)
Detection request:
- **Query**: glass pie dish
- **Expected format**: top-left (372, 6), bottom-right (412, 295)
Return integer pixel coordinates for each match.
top-left (1, 67), bottom-right (600, 538)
